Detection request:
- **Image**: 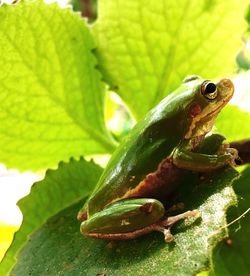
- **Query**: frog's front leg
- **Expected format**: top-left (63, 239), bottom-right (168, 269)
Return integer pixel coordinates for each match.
top-left (80, 198), bottom-right (199, 242)
top-left (172, 136), bottom-right (238, 172)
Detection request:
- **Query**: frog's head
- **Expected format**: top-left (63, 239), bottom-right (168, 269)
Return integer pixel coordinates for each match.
top-left (184, 77), bottom-right (234, 139)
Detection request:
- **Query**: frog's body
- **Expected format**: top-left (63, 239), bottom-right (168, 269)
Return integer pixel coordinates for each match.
top-left (78, 77), bottom-right (237, 241)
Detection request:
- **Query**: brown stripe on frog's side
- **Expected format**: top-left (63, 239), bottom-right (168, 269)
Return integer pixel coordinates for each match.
top-left (121, 157), bottom-right (185, 201)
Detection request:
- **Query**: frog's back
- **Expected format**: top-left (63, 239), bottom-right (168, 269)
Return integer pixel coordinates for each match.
top-left (87, 84), bottom-right (196, 216)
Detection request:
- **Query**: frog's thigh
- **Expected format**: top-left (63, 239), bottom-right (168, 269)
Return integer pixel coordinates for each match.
top-left (80, 198), bottom-right (165, 236)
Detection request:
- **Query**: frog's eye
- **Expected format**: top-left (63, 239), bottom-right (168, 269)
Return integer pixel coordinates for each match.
top-left (201, 81), bottom-right (217, 100)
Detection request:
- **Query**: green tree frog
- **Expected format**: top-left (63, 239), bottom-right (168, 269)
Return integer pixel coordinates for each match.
top-left (78, 76), bottom-right (238, 242)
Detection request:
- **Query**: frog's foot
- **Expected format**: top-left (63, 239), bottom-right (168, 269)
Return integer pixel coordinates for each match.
top-left (155, 209), bottom-right (200, 242)
top-left (218, 144), bottom-right (239, 166)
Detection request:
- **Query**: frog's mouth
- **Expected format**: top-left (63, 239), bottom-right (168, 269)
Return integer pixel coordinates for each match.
top-left (184, 103), bottom-right (222, 139)
top-left (185, 79), bottom-right (234, 139)
top-left (200, 98), bottom-right (230, 120)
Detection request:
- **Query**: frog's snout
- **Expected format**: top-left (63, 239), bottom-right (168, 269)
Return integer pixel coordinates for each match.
top-left (218, 78), bottom-right (234, 95)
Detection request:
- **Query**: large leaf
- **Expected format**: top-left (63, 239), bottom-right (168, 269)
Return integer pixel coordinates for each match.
top-left (212, 166), bottom-right (250, 275)
top-left (9, 167), bottom-right (238, 275)
top-left (0, 158), bottom-right (103, 275)
top-left (94, 0), bottom-right (248, 119)
top-left (0, 0), bottom-right (116, 171)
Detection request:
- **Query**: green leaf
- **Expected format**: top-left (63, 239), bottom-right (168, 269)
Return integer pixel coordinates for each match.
top-left (0, 0), bottom-right (116, 171)
top-left (0, 157), bottom-right (103, 275)
top-left (212, 166), bottom-right (250, 275)
top-left (10, 167), bottom-right (238, 275)
top-left (94, 0), bottom-right (248, 119)
top-left (215, 105), bottom-right (250, 142)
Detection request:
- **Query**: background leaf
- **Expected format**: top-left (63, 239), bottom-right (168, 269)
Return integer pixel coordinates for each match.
top-left (215, 105), bottom-right (250, 142)
top-left (94, 0), bottom-right (248, 119)
top-left (0, 158), bottom-right (103, 274)
top-left (212, 166), bottom-right (250, 275)
top-left (0, 0), bottom-right (116, 171)
top-left (9, 167), bottom-right (238, 275)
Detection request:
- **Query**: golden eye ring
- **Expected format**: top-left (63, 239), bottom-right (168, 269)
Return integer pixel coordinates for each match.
top-left (201, 81), bottom-right (217, 100)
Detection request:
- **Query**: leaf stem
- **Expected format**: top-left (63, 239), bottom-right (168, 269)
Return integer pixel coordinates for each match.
top-left (230, 138), bottom-right (250, 165)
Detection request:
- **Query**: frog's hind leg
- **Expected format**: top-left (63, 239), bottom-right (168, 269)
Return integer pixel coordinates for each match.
top-left (80, 197), bottom-right (199, 242)
top-left (85, 209), bottom-right (199, 242)
top-left (80, 198), bottom-right (165, 240)
top-left (155, 210), bottom-right (200, 242)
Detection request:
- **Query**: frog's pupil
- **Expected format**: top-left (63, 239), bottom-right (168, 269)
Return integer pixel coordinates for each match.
top-left (205, 83), bottom-right (216, 94)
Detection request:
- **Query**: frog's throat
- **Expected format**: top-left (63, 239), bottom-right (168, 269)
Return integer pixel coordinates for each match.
top-left (184, 100), bottom-right (229, 139)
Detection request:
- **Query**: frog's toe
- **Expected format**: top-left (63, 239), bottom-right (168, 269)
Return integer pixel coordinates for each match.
top-left (155, 209), bottom-right (200, 242)
top-left (163, 228), bottom-right (174, 243)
